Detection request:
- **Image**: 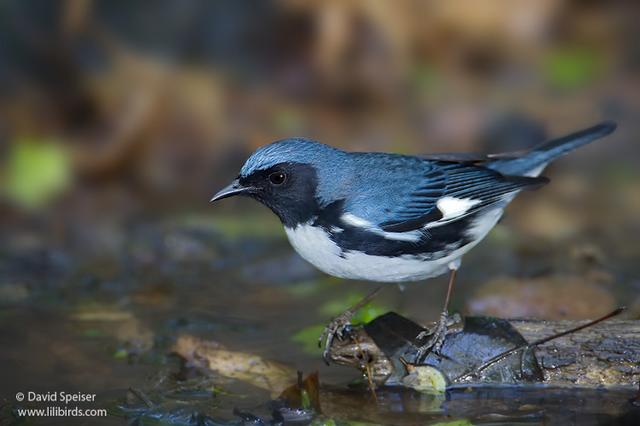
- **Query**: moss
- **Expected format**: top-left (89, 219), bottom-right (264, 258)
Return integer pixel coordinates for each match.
top-left (3, 139), bottom-right (71, 210)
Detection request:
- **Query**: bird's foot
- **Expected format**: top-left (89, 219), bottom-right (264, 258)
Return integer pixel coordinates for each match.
top-left (318, 287), bottom-right (382, 364)
top-left (319, 310), bottom-right (355, 364)
top-left (414, 311), bottom-right (462, 362)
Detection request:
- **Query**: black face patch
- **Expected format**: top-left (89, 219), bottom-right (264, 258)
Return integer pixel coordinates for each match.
top-left (314, 200), bottom-right (479, 259)
top-left (239, 163), bottom-right (485, 260)
top-left (239, 163), bottom-right (321, 227)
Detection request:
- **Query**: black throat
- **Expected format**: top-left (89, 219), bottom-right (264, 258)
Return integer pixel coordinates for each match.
top-left (243, 163), bottom-right (322, 228)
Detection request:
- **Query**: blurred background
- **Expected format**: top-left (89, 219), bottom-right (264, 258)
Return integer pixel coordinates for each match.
top-left (1, 0), bottom-right (639, 422)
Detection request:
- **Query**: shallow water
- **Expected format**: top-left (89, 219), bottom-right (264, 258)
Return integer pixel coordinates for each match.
top-left (1, 182), bottom-right (639, 425)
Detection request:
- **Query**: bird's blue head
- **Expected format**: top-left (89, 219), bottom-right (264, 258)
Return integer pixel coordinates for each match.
top-left (211, 138), bottom-right (348, 227)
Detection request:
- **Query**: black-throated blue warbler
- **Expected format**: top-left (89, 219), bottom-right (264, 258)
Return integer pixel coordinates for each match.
top-left (211, 121), bottom-right (616, 362)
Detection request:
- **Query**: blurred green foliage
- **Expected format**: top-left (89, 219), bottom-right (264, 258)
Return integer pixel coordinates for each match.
top-left (113, 348), bottom-right (128, 359)
top-left (3, 140), bottom-right (71, 210)
top-left (211, 215), bottom-right (283, 239)
top-left (179, 213), bottom-right (284, 239)
top-left (543, 47), bottom-right (604, 89)
top-left (412, 63), bottom-right (440, 96)
top-left (310, 419), bottom-right (338, 426)
top-left (319, 292), bottom-right (390, 324)
top-left (292, 293), bottom-right (390, 354)
top-left (81, 328), bottom-right (104, 338)
top-left (430, 420), bottom-right (473, 426)
top-left (273, 107), bottom-right (304, 134)
top-left (292, 324), bottom-right (325, 354)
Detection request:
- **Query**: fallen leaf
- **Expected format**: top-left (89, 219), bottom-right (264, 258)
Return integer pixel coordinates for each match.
top-left (173, 335), bottom-right (296, 396)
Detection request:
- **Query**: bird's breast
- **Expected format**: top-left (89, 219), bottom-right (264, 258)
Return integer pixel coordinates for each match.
top-left (284, 223), bottom-right (451, 282)
top-left (283, 207), bottom-right (504, 282)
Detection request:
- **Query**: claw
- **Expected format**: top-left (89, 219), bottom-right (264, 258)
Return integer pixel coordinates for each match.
top-left (415, 329), bottom-right (429, 341)
top-left (319, 313), bottom-right (353, 365)
top-left (414, 311), bottom-right (460, 362)
top-left (318, 287), bottom-right (383, 365)
top-left (413, 268), bottom-right (461, 362)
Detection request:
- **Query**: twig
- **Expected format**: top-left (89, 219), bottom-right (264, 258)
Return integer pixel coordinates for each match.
top-left (349, 287), bottom-right (383, 314)
top-left (128, 387), bottom-right (154, 408)
top-left (352, 332), bottom-right (378, 403)
top-left (364, 361), bottom-right (378, 403)
top-left (454, 306), bottom-right (626, 382)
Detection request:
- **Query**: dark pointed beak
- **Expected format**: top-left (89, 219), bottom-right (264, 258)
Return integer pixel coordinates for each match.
top-left (210, 179), bottom-right (253, 202)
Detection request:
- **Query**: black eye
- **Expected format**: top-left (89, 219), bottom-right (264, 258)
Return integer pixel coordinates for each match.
top-left (268, 171), bottom-right (287, 185)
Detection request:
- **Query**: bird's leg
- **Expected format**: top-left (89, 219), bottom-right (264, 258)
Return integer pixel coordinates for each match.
top-left (415, 266), bottom-right (460, 361)
top-left (319, 287), bottom-right (382, 364)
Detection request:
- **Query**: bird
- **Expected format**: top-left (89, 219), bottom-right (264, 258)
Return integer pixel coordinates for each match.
top-left (210, 121), bottom-right (617, 362)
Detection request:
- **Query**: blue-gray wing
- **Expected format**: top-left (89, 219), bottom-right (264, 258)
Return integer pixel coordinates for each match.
top-left (378, 161), bottom-right (547, 233)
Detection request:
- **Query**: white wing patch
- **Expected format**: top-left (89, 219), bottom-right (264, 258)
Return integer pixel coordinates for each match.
top-left (436, 196), bottom-right (481, 220)
top-left (341, 213), bottom-right (373, 228)
top-left (341, 213), bottom-right (422, 242)
top-left (341, 197), bottom-right (481, 240)
top-left (421, 196), bottom-right (482, 229)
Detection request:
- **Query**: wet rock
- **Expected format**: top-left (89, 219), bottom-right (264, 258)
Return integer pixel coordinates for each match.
top-left (329, 312), bottom-right (544, 388)
top-left (467, 275), bottom-right (616, 319)
top-left (330, 310), bottom-right (639, 389)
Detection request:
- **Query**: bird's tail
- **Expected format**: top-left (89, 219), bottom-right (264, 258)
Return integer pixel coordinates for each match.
top-left (487, 121), bottom-right (617, 177)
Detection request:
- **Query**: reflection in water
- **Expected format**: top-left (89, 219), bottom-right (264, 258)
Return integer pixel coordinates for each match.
top-left (1, 210), bottom-right (639, 424)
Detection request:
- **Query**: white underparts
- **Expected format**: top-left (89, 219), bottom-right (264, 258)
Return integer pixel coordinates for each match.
top-left (285, 223), bottom-right (451, 282)
top-left (284, 202), bottom-right (505, 282)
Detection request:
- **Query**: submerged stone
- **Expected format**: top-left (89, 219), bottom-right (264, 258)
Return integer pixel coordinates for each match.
top-left (336, 312), bottom-right (545, 388)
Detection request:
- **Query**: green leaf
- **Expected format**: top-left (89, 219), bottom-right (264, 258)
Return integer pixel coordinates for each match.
top-left (3, 140), bottom-right (71, 210)
top-left (300, 389), bottom-right (311, 410)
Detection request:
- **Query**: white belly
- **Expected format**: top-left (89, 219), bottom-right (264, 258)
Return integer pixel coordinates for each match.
top-left (284, 208), bottom-right (503, 282)
top-left (285, 223), bottom-right (446, 281)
